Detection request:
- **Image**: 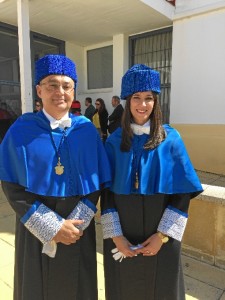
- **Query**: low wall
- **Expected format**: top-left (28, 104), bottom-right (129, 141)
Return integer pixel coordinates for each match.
top-left (183, 183), bottom-right (225, 270)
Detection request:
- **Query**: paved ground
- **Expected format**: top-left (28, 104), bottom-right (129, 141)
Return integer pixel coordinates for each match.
top-left (1, 197), bottom-right (225, 299)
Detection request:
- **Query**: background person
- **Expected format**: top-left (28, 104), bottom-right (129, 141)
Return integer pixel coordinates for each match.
top-left (84, 97), bottom-right (95, 121)
top-left (0, 102), bottom-right (12, 141)
top-left (70, 100), bottom-right (82, 116)
top-left (101, 64), bottom-right (203, 300)
top-left (108, 95), bottom-right (124, 134)
top-left (0, 54), bottom-right (111, 300)
top-left (93, 98), bottom-right (108, 142)
top-left (33, 99), bottom-right (43, 113)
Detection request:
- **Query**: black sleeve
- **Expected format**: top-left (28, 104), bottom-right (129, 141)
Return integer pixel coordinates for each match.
top-left (1, 181), bottom-right (38, 218)
top-left (84, 190), bottom-right (100, 206)
top-left (167, 193), bottom-right (191, 214)
top-left (100, 110), bottom-right (109, 135)
top-left (100, 188), bottom-right (115, 213)
top-left (2, 181), bottom-right (101, 218)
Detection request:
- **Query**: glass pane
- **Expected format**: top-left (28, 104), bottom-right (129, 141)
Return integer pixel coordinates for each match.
top-left (33, 39), bottom-right (60, 61)
top-left (87, 46), bottom-right (113, 89)
top-left (0, 30), bottom-right (21, 141)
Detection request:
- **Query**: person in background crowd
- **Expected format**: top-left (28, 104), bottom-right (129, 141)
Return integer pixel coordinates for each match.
top-left (0, 54), bottom-right (111, 300)
top-left (108, 95), bottom-right (124, 134)
top-left (33, 99), bottom-right (43, 113)
top-left (70, 100), bottom-right (82, 116)
top-left (101, 64), bottom-right (203, 300)
top-left (84, 97), bottom-right (95, 121)
top-left (93, 98), bottom-right (108, 142)
top-left (0, 102), bottom-right (12, 141)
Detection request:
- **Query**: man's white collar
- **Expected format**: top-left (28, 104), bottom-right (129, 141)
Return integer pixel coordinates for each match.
top-left (43, 109), bottom-right (71, 129)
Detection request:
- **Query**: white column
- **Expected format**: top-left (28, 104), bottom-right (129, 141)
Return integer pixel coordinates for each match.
top-left (17, 0), bottom-right (33, 113)
top-left (113, 34), bottom-right (128, 97)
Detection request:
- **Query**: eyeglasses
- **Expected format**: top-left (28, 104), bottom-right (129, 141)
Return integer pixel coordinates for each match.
top-left (35, 104), bottom-right (41, 107)
top-left (40, 82), bottom-right (74, 94)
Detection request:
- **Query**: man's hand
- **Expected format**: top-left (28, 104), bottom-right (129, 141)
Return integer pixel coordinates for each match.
top-left (53, 219), bottom-right (83, 245)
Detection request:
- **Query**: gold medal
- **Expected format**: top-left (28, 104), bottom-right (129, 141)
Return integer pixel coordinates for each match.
top-left (50, 129), bottom-right (67, 176)
top-left (55, 157), bottom-right (64, 175)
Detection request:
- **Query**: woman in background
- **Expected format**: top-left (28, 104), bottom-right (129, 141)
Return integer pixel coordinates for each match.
top-left (93, 98), bottom-right (108, 142)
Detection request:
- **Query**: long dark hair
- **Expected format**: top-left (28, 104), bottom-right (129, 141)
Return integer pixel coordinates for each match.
top-left (120, 93), bottom-right (166, 152)
top-left (95, 98), bottom-right (107, 114)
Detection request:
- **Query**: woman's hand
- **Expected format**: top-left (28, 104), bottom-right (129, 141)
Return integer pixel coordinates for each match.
top-left (112, 235), bottom-right (136, 257)
top-left (136, 233), bottom-right (163, 256)
top-left (53, 219), bottom-right (83, 245)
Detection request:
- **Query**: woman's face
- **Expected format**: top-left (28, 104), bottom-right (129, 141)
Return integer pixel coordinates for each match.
top-left (130, 91), bottom-right (155, 125)
top-left (95, 100), bottom-right (101, 110)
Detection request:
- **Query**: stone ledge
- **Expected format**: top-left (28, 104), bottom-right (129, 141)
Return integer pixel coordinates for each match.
top-left (197, 184), bottom-right (225, 205)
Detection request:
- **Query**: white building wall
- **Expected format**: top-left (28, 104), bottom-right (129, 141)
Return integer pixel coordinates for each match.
top-left (170, 7), bottom-right (225, 124)
top-left (66, 35), bottom-right (128, 115)
top-left (176, 0), bottom-right (225, 14)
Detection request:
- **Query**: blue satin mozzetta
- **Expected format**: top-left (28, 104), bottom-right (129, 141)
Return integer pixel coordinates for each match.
top-left (0, 111), bottom-right (111, 197)
top-left (105, 125), bottom-right (203, 195)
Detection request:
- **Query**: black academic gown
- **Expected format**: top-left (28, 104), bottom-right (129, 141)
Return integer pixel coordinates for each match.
top-left (102, 193), bottom-right (188, 300)
top-left (2, 182), bottom-right (99, 300)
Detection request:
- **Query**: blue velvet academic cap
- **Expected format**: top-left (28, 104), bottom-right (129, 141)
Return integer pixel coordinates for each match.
top-left (120, 64), bottom-right (161, 99)
top-left (35, 54), bottom-right (77, 85)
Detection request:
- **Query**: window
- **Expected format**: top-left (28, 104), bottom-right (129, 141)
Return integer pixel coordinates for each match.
top-left (129, 27), bottom-right (173, 123)
top-left (0, 22), bottom-right (65, 124)
top-left (0, 24), bottom-right (21, 127)
top-left (87, 46), bottom-right (113, 89)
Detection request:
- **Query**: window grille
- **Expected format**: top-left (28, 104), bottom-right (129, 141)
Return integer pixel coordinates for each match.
top-left (129, 27), bottom-right (173, 123)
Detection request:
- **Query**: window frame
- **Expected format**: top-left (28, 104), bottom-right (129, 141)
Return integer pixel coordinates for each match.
top-left (85, 43), bottom-right (113, 93)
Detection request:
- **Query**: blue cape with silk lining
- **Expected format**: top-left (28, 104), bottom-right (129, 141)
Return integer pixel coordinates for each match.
top-left (105, 125), bottom-right (202, 195)
top-left (0, 111), bottom-right (111, 197)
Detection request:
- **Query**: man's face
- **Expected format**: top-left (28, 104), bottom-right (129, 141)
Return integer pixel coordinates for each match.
top-left (35, 102), bottom-right (42, 111)
top-left (36, 75), bottom-right (74, 117)
top-left (111, 98), bottom-right (117, 108)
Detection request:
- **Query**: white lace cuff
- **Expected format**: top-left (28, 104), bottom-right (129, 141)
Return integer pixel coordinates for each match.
top-left (42, 198), bottom-right (97, 258)
top-left (67, 198), bottom-right (97, 230)
top-left (157, 205), bottom-right (188, 242)
top-left (101, 209), bottom-right (123, 239)
top-left (21, 201), bottom-right (64, 244)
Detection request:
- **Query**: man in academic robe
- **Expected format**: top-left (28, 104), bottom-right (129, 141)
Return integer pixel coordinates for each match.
top-left (0, 54), bottom-right (111, 300)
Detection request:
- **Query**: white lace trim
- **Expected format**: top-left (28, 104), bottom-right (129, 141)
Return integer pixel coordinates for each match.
top-left (23, 203), bottom-right (64, 244)
top-left (67, 200), bottom-right (96, 230)
top-left (42, 199), bottom-right (97, 258)
top-left (101, 211), bottom-right (123, 239)
top-left (157, 207), bottom-right (188, 242)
